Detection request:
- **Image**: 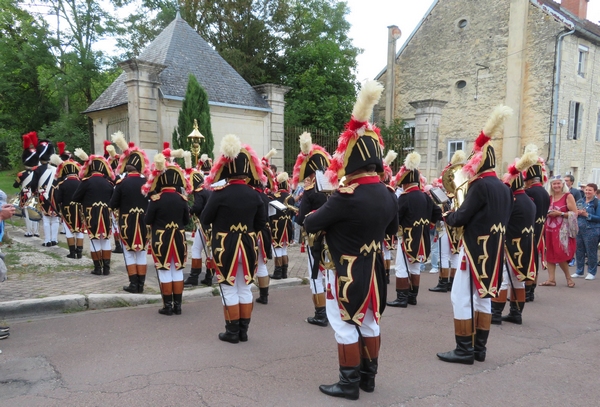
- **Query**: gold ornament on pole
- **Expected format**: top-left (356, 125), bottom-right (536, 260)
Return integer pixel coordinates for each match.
top-left (187, 119), bottom-right (205, 166)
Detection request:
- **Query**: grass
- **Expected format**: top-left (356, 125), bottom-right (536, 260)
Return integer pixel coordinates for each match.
top-left (0, 169), bottom-right (18, 196)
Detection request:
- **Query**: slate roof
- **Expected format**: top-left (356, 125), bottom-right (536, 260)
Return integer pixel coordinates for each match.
top-left (84, 14), bottom-right (270, 114)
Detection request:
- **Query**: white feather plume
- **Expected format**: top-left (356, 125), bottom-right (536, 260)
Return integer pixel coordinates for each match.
top-left (106, 145), bottom-right (117, 158)
top-left (277, 172), bottom-right (289, 183)
top-left (524, 143), bottom-right (539, 155)
top-left (450, 150), bottom-right (466, 165)
top-left (220, 134), bottom-right (242, 159)
top-left (50, 154), bottom-right (62, 166)
top-left (404, 152), bottom-right (421, 171)
top-left (171, 149), bottom-right (184, 159)
top-left (183, 151), bottom-right (192, 169)
top-left (384, 150), bottom-right (398, 166)
top-left (74, 148), bottom-right (88, 162)
top-left (264, 148), bottom-right (277, 160)
top-left (154, 153), bottom-right (166, 172)
top-left (299, 132), bottom-right (312, 155)
top-left (516, 151), bottom-right (538, 172)
top-left (483, 105), bottom-right (513, 139)
top-left (111, 131), bottom-right (128, 152)
top-left (352, 80), bottom-right (384, 123)
top-left (200, 153), bottom-right (209, 162)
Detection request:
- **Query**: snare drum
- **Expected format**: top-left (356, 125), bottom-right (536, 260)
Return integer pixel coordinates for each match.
top-left (24, 196), bottom-right (42, 222)
top-left (10, 195), bottom-right (23, 217)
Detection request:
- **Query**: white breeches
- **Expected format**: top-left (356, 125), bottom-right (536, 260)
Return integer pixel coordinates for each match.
top-left (500, 264), bottom-right (525, 295)
top-left (220, 257), bottom-right (253, 305)
top-left (395, 249), bottom-right (422, 277)
top-left (273, 247), bottom-right (288, 257)
top-left (325, 269), bottom-right (380, 344)
top-left (42, 215), bottom-right (59, 243)
top-left (89, 238), bottom-right (111, 252)
top-left (450, 248), bottom-right (491, 319)
top-left (64, 226), bottom-right (84, 240)
top-left (24, 210), bottom-right (38, 235)
top-left (191, 229), bottom-right (211, 259)
top-left (383, 246), bottom-right (392, 261)
top-left (255, 251), bottom-right (269, 278)
top-left (123, 249), bottom-right (148, 266)
top-left (158, 260), bottom-right (183, 283)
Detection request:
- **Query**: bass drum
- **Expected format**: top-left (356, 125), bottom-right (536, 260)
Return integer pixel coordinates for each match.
top-left (10, 195), bottom-right (23, 218)
top-left (23, 196), bottom-right (43, 222)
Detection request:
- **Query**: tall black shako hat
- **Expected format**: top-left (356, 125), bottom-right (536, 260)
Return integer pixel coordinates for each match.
top-left (204, 134), bottom-right (266, 188)
top-left (36, 138), bottom-right (55, 162)
top-left (22, 132), bottom-right (39, 167)
top-left (522, 144), bottom-right (548, 183)
top-left (249, 149), bottom-right (277, 191)
top-left (183, 150), bottom-right (205, 191)
top-left (291, 132), bottom-right (331, 190)
top-left (502, 150), bottom-right (538, 192)
top-left (462, 105), bottom-right (513, 178)
top-left (326, 80), bottom-right (385, 185)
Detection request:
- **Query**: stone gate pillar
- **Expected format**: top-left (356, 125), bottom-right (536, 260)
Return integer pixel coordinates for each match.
top-left (254, 84), bottom-right (291, 172)
top-left (409, 99), bottom-right (447, 183)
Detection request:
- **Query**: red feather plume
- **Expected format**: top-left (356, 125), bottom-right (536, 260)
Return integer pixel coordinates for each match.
top-left (57, 142), bottom-right (66, 155)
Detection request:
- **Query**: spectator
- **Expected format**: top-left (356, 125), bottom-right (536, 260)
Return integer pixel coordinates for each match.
top-left (0, 189), bottom-right (16, 342)
top-left (571, 183), bottom-right (600, 280)
top-left (542, 177), bottom-right (577, 288)
top-left (565, 175), bottom-right (582, 202)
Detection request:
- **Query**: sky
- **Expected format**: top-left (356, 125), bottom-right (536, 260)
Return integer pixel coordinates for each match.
top-left (346, 0), bottom-right (600, 82)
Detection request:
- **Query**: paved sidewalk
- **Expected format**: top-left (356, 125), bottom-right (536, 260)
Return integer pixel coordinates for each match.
top-left (0, 220), bottom-right (306, 317)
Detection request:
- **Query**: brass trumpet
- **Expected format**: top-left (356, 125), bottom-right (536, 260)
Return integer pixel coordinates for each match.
top-left (441, 163), bottom-right (469, 209)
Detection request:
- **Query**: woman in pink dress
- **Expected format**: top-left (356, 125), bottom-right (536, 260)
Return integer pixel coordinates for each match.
top-left (542, 177), bottom-right (577, 287)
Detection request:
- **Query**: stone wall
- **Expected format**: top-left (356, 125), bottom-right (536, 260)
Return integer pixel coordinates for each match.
top-left (376, 0), bottom-right (600, 184)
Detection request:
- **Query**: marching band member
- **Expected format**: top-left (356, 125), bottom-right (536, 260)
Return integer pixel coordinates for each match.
top-left (381, 150), bottom-right (398, 284)
top-left (14, 132), bottom-right (40, 238)
top-left (31, 138), bottom-right (59, 247)
top-left (199, 153), bottom-right (213, 177)
top-left (437, 105), bottom-right (513, 365)
top-left (50, 143), bottom-right (84, 259)
top-left (304, 80), bottom-right (398, 400)
top-left (109, 132), bottom-right (151, 293)
top-left (429, 150), bottom-right (466, 293)
top-left (201, 135), bottom-right (267, 343)
top-left (269, 172), bottom-right (294, 279)
top-left (493, 151), bottom-right (538, 325)
top-left (72, 148), bottom-right (115, 276)
top-left (523, 144), bottom-right (550, 302)
top-left (387, 152), bottom-right (442, 308)
top-left (249, 149), bottom-right (277, 305)
top-left (184, 153), bottom-right (214, 288)
top-left (292, 132), bottom-right (332, 327)
top-left (105, 140), bottom-right (124, 255)
top-left (143, 149), bottom-right (191, 315)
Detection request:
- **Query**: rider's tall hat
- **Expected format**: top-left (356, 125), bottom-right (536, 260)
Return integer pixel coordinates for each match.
top-left (291, 132), bottom-right (331, 189)
top-left (22, 132), bottom-right (39, 167)
top-left (112, 131), bottom-right (150, 177)
top-left (204, 134), bottom-right (266, 187)
top-left (326, 80), bottom-right (385, 184)
top-left (462, 105), bottom-right (513, 178)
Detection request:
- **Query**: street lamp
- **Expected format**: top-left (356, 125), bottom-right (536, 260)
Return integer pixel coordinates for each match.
top-left (187, 119), bottom-right (205, 166)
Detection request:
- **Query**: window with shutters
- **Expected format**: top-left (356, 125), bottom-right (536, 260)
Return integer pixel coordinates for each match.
top-left (448, 140), bottom-right (464, 161)
top-left (567, 101), bottom-right (583, 140)
top-left (592, 169), bottom-right (600, 185)
top-left (578, 45), bottom-right (589, 78)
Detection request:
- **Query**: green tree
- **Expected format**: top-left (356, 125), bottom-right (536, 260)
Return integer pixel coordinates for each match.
top-left (172, 74), bottom-right (215, 160)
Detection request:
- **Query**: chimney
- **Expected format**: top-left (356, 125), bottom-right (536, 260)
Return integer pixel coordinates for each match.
top-left (561, 0), bottom-right (589, 20)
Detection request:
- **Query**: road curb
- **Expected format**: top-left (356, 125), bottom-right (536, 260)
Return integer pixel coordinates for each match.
top-left (0, 278), bottom-right (304, 319)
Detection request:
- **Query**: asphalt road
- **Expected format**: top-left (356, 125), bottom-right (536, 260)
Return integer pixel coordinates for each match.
top-left (1, 275), bottom-right (599, 407)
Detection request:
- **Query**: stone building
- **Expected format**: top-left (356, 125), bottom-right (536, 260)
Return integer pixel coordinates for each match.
top-left (84, 13), bottom-right (289, 169)
top-left (376, 0), bottom-right (600, 184)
